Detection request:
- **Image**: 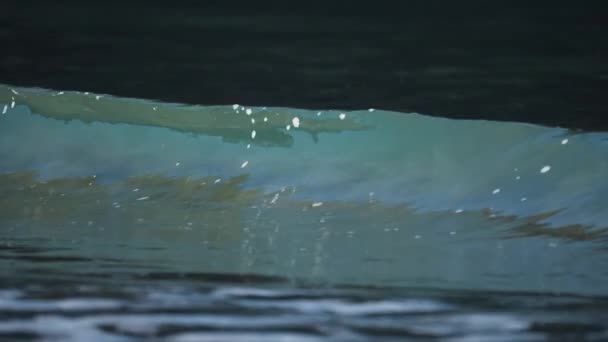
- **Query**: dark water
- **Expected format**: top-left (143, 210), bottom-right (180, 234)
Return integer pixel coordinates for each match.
top-left (2, 0), bottom-right (608, 130)
top-left (1, 84), bottom-right (608, 340)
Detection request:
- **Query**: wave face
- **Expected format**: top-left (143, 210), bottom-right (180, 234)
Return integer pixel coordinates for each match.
top-left (1, 84), bottom-right (608, 340)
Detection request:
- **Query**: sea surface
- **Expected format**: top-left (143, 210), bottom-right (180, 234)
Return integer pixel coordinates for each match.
top-left (1, 84), bottom-right (608, 341)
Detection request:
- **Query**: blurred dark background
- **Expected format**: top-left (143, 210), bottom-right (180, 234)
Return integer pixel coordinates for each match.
top-left (1, 0), bottom-right (607, 130)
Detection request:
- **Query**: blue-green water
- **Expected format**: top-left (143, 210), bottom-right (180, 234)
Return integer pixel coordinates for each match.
top-left (1, 84), bottom-right (607, 340)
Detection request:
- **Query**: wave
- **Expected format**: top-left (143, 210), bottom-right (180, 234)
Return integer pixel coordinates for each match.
top-left (1, 84), bottom-right (608, 296)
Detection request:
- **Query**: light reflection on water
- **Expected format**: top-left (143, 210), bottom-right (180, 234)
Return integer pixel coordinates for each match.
top-left (1, 84), bottom-right (608, 340)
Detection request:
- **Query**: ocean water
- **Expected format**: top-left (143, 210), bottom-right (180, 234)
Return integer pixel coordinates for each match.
top-left (1, 84), bottom-right (607, 341)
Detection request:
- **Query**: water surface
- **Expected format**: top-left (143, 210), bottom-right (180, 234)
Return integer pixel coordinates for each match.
top-left (1, 84), bottom-right (607, 340)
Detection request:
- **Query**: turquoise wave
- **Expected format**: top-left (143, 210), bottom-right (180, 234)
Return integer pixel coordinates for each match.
top-left (1, 84), bottom-right (607, 295)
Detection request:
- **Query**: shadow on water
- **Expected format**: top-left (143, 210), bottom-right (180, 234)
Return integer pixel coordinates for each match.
top-left (1, 171), bottom-right (607, 293)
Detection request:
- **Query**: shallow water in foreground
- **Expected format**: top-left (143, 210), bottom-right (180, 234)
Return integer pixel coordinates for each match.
top-left (1, 84), bottom-right (608, 340)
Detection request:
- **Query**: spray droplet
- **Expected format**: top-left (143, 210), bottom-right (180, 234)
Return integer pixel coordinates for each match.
top-left (292, 117), bottom-right (300, 128)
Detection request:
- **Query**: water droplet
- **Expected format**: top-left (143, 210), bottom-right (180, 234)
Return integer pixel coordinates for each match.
top-left (263, 117), bottom-right (268, 122)
top-left (368, 108), bottom-right (375, 112)
top-left (311, 202), bottom-right (323, 207)
top-left (232, 104), bottom-right (239, 110)
top-left (251, 130), bottom-right (256, 139)
top-left (246, 108), bottom-right (252, 115)
top-left (2, 105), bottom-right (6, 114)
top-left (240, 161), bottom-right (249, 168)
top-left (292, 117), bottom-right (300, 128)
top-left (136, 196), bottom-right (149, 201)
top-left (286, 125), bottom-right (291, 130)
top-left (540, 165), bottom-right (551, 174)
top-left (454, 209), bottom-right (463, 213)
top-left (561, 138), bottom-right (568, 145)
top-left (175, 162), bottom-right (180, 167)
top-left (339, 113), bottom-right (346, 120)
top-left (317, 111), bottom-right (322, 116)
top-left (521, 197), bottom-right (527, 202)
top-left (492, 188), bottom-right (501, 195)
